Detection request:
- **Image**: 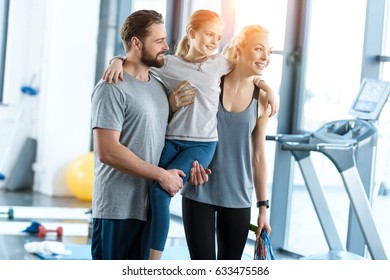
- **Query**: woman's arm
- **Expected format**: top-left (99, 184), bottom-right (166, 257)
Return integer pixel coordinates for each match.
top-left (251, 91), bottom-right (272, 238)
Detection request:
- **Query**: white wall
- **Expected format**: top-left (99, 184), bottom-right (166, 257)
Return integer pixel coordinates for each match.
top-left (0, 0), bottom-right (100, 196)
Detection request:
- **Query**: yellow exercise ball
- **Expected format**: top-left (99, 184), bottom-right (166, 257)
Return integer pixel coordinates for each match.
top-left (66, 152), bottom-right (94, 201)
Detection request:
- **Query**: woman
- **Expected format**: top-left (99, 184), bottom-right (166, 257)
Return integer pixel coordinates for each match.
top-left (182, 24), bottom-right (273, 260)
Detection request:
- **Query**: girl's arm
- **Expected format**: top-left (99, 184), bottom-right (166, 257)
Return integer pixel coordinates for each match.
top-left (102, 56), bottom-right (125, 84)
top-left (254, 77), bottom-right (279, 118)
top-left (101, 57), bottom-right (196, 116)
top-left (251, 90), bottom-right (272, 238)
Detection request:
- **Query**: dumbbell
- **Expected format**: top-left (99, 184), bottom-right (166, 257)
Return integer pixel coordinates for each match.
top-left (38, 225), bottom-right (63, 238)
top-left (0, 208), bottom-right (14, 220)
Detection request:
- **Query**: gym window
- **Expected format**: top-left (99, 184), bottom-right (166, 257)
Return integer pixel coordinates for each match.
top-left (0, 0), bottom-right (10, 103)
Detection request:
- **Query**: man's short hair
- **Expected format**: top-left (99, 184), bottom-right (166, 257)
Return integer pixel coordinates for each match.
top-left (121, 10), bottom-right (164, 52)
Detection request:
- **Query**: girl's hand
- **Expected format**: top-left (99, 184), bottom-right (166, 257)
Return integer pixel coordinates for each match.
top-left (102, 58), bottom-right (124, 84)
top-left (258, 80), bottom-right (279, 117)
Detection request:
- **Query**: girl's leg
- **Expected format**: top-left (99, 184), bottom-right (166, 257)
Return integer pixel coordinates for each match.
top-left (182, 197), bottom-right (217, 260)
top-left (149, 184), bottom-right (172, 259)
top-left (149, 140), bottom-right (178, 259)
top-left (216, 206), bottom-right (251, 260)
top-left (150, 140), bottom-right (217, 259)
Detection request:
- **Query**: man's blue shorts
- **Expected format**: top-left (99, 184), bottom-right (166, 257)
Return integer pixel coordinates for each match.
top-left (91, 218), bottom-right (151, 260)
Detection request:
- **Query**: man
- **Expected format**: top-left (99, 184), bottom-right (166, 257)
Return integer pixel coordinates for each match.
top-left (90, 10), bottom-right (185, 260)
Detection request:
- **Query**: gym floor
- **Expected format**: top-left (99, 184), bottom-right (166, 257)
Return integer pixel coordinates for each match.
top-left (0, 187), bottom-right (389, 260)
top-left (0, 190), bottom-right (92, 260)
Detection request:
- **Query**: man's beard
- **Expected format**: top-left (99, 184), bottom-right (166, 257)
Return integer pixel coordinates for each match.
top-left (140, 47), bottom-right (165, 68)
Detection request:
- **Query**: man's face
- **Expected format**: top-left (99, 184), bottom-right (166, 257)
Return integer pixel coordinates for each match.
top-left (140, 23), bottom-right (169, 68)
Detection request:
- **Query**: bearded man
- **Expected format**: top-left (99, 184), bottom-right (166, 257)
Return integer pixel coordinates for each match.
top-left (90, 10), bottom-right (185, 260)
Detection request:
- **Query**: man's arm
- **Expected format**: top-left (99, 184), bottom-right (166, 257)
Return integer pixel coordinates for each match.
top-left (94, 128), bottom-right (185, 196)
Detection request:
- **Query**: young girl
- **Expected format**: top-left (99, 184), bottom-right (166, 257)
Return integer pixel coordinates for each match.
top-left (104, 10), bottom-right (275, 260)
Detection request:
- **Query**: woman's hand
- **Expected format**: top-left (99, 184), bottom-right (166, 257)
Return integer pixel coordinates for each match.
top-left (102, 57), bottom-right (124, 84)
top-left (257, 211), bottom-right (271, 239)
top-left (169, 81), bottom-right (197, 113)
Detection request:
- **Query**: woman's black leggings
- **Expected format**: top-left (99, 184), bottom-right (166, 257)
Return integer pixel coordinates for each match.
top-left (182, 197), bottom-right (251, 260)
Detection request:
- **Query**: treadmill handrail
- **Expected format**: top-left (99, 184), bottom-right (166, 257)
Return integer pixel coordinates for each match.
top-left (281, 142), bottom-right (354, 152)
top-left (266, 134), bottom-right (310, 143)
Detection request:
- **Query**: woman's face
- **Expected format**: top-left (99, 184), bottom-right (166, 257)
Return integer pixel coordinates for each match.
top-left (238, 31), bottom-right (273, 76)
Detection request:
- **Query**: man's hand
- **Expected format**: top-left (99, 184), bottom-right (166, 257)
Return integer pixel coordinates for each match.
top-left (188, 161), bottom-right (212, 185)
top-left (158, 169), bottom-right (185, 196)
top-left (169, 81), bottom-right (197, 113)
top-left (102, 58), bottom-right (124, 84)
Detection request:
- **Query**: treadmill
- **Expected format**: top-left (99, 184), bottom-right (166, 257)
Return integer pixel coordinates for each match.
top-left (268, 78), bottom-right (390, 260)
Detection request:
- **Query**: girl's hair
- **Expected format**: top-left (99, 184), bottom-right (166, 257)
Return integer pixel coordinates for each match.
top-left (121, 10), bottom-right (164, 52)
top-left (175, 9), bottom-right (223, 57)
top-left (222, 24), bottom-right (269, 64)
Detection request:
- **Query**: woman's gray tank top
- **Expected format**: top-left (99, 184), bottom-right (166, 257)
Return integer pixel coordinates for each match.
top-left (181, 76), bottom-right (259, 208)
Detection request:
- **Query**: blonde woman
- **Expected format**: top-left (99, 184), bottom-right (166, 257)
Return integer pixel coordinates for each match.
top-left (183, 25), bottom-right (273, 260)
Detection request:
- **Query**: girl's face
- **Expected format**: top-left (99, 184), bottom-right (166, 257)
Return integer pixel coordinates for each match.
top-left (189, 20), bottom-right (223, 59)
top-left (238, 32), bottom-right (273, 76)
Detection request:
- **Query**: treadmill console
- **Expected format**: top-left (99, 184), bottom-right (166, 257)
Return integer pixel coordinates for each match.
top-left (313, 119), bottom-right (377, 144)
top-left (349, 78), bottom-right (390, 120)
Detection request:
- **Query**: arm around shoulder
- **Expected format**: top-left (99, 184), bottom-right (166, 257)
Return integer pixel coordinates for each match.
top-left (257, 80), bottom-right (279, 117)
top-left (102, 56), bottom-right (126, 84)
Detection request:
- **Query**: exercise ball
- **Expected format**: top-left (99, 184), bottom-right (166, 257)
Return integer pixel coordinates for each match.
top-left (66, 152), bottom-right (94, 201)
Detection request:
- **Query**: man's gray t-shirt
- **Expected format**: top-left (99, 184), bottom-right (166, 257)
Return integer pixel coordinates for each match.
top-left (91, 72), bottom-right (169, 221)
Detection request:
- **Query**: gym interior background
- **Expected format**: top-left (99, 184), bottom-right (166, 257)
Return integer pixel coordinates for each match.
top-left (0, 0), bottom-right (389, 260)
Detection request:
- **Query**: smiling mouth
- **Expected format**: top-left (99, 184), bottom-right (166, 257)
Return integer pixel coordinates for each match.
top-left (256, 62), bottom-right (266, 70)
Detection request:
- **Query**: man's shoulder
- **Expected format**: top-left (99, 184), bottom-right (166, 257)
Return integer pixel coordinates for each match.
top-left (94, 79), bottom-right (124, 89)
top-left (92, 79), bottom-right (128, 102)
